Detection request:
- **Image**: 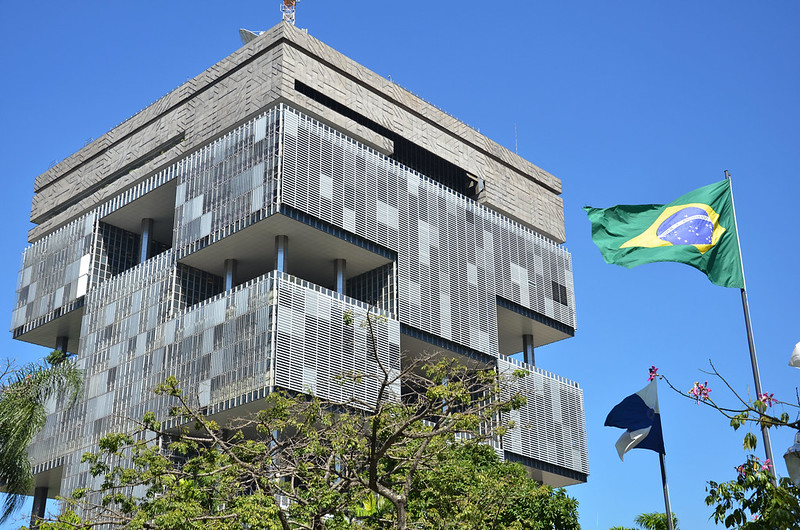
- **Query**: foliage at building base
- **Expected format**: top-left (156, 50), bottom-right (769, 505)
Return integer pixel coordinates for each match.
top-left (38, 356), bottom-right (580, 530)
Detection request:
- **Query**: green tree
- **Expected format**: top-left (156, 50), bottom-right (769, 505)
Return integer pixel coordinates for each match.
top-left (633, 511), bottom-right (679, 530)
top-left (706, 455), bottom-right (800, 529)
top-left (38, 310), bottom-right (580, 529)
top-left (0, 351), bottom-right (82, 523)
top-left (409, 443), bottom-right (579, 529)
top-left (609, 511), bottom-right (678, 530)
top-left (40, 357), bottom-right (575, 529)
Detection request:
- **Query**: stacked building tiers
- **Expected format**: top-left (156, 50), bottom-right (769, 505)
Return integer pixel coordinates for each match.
top-left (11, 21), bottom-right (588, 506)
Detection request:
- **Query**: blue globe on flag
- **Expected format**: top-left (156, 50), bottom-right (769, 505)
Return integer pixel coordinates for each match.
top-left (656, 206), bottom-right (713, 246)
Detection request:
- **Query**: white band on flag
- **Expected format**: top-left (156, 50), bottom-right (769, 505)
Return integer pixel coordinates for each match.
top-left (615, 426), bottom-right (652, 461)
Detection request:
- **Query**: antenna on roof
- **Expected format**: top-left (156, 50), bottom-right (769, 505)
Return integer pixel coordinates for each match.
top-left (514, 122), bottom-right (518, 154)
top-left (281, 0), bottom-right (298, 25)
top-left (240, 1), bottom-right (299, 46)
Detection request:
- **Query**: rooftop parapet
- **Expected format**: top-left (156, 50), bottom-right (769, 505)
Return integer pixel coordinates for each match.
top-left (29, 22), bottom-right (565, 244)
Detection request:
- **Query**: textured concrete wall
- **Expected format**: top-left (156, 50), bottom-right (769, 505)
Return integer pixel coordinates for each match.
top-left (478, 173), bottom-right (565, 243)
top-left (29, 25), bottom-right (287, 240)
top-left (29, 22), bottom-right (565, 243)
top-left (274, 26), bottom-right (565, 241)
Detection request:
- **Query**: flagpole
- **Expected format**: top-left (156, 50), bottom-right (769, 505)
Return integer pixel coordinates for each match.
top-left (725, 170), bottom-right (776, 480)
top-left (659, 453), bottom-right (675, 530)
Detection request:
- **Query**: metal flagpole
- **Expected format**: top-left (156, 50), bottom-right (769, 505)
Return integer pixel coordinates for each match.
top-left (659, 453), bottom-right (675, 530)
top-left (725, 170), bottom-right (777, 480)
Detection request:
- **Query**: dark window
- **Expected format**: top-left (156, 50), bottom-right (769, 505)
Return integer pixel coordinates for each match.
top-left (295, 81), bottom-right (474, 197)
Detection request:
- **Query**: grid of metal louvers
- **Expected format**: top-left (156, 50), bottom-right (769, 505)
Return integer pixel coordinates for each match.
top-left (20, 103), bottom-right (584, 489)
top-left (498, 357), bottom-right (589, 475)
top-left (273, 274), bottom-right (401, 406)
top-left (174, 108), bottom-right (281, 259)
top-left (280, 107), bottom-right (576, 359)
top-left (11, 214), bottom-right (95, 335)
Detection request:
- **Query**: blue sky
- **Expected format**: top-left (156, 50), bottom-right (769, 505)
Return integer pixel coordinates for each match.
top-left (1, 2), bottom-right (799, 528)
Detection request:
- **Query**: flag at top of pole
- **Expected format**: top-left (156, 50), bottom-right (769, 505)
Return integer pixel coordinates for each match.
top-left (584, 179), bottom-right (744, 288)
top-left (588, 174), bottom-right (777, 481)
top-left (606, 376), bottom-right (676, 530)
top-left (605, 379), bottom-right (665, 461)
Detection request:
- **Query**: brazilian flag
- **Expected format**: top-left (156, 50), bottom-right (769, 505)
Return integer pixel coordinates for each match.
top-left (585, 180), bottom-right (744, 288)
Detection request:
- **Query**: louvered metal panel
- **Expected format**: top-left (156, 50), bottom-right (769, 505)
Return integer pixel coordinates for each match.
top-left (21, 103), bottom-right (584, 495)
top-left (498, 357), bottom-right (589, 476)
top-left (273, 274), bottom-right (400, 406)
top-left (280, 107), bottom-right (576, 360)
top-left (11, 214), bottom-right (96, 335)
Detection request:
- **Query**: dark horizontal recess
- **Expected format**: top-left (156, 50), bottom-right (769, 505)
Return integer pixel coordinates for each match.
top-left (496, 297), bottom-right (575, 337)
top-left (400, 324), bottom-right (494, 365)
top-left (294, 80), bottom-right (475, 198)
top-left (280, 204), bottom-right (396, 261)
top-left (504, 451), bottom-right (587, 484)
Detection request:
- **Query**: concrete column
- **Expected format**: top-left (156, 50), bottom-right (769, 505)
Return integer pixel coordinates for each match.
top-left (55, 336), bottom-right (69, 354)
top-left (275, 235), bottom-right (288, 273)
top-left (30, 486), bottom-right (47, 528)
top-left (140, 218), bottom-right (154, 263)
top-left (334, 259), bottom-right (346, 295)
top-left (523, 334), bottom-right (535, 366)
top-left (224, 259), bottom-right (238, 291)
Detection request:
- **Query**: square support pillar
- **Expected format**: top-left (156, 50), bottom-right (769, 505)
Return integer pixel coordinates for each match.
top-left (224, 259), bottom-right (238, 291)
top-left (523, 334), bottom-right (535, 366)
top-left (275, 235), bottom-right (288, 273)
top-left (140, 218), bottom-right (154, 264)
top-left (30, 486), bottom-right (48, 529)
top-left (55, 336), bottom-right (69, 354)
top-left (334, 259), bottom-right (346, 295)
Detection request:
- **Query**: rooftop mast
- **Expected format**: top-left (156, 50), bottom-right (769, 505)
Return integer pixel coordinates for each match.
top-left (281, 0), bottom-right (298, 25)
top-left (242, 0), bottom-right (299, 44)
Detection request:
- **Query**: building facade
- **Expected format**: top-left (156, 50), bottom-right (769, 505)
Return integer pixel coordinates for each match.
top-left (11, 21), bottom-right (588, 512)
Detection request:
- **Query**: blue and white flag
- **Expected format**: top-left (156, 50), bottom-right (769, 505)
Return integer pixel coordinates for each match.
top-left (605, 379), bottom-right (665, 461)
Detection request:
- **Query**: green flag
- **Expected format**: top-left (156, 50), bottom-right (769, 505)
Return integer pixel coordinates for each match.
top-left (584, 180), bottom-right (744, 288)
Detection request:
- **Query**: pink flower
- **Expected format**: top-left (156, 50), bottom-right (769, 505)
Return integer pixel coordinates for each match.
top-left (761, 459), bottom-right (771, 471)
top-left (736, 465), bottom-right (745, 475)
top-left (758, 392), bottom-right (776, 407)
top-left (648, 366), bottom-right (658, 381)
top-left (689, 381), bottom-right (711, 403)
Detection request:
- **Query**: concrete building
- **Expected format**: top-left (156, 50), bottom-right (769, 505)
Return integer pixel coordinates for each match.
top-left (11, 21), bottom-right (588, 516)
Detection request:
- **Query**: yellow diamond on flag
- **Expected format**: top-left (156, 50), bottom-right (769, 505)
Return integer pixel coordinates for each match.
top-left (620, 203), bottom-right (726, 254)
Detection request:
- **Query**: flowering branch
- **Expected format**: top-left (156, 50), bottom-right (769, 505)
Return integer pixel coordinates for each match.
top-left (645, 363), bottom-right (800, 527)
top-left (650, 361), bottom-right (800, 450)
top-left (689, 381), bottom-right (712, 404)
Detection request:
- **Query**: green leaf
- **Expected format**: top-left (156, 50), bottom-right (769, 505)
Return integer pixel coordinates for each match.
top-left (743, 432), bottom-right (758, 451)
